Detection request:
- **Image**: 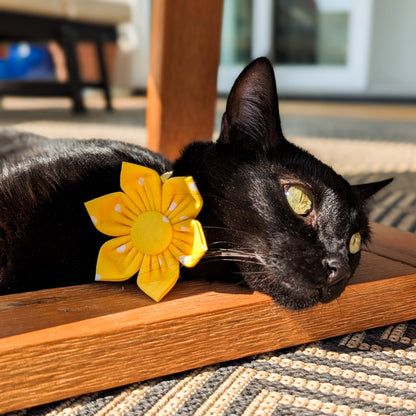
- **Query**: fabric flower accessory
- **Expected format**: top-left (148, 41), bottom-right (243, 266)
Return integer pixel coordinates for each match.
top-left (84, 162), bottom-right (207, 302)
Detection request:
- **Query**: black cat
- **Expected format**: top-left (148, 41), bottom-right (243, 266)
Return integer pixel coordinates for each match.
top-left (0, 58), bottom-right (391, 309)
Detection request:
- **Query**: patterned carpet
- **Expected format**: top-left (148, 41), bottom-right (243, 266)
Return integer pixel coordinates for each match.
top-left (350, 173), bottom-right (416, 234)
top-left (2, 97), bottom-right (416, 416)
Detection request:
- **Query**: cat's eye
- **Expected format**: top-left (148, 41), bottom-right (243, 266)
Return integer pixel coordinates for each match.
top-left (349, 232), bottom-right (361, 254)
top-left (284, 185), bottom-right (312, 216)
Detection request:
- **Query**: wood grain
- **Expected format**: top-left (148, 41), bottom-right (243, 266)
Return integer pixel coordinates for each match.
top-left (366, 222), bottom-right (416, 267)
top-left (1, 223), bottom-right (415, 413)
top-left (146, 0), bottom-right (223, 160)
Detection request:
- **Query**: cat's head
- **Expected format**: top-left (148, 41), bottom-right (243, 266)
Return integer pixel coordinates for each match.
top-left (174, 57), bottom-right (392, 309)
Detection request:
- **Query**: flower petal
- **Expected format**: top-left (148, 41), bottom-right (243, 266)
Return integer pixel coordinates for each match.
top-left (170, 219), bottom-right (207, 267)
top-left (85, 192), bottom-right (138, 236)
top-left (137, 251), bottom-right (180, 302)
top-left (120, 162), bottom-right (162, 211)
top-left (96, 236), bottom-right (143, 281)
top-left (162, 176), bottom-right (203, 223)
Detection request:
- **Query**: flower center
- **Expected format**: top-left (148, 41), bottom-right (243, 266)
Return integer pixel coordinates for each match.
top-left (131, 211), bottom-right (173, 255)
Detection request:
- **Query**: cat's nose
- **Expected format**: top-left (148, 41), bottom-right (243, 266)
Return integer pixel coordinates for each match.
top-left (324, 258), bottom-right (351, 286)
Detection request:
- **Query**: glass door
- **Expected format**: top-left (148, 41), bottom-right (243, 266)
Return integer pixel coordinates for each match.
top-left (218, 0), bottom-right (374, 95)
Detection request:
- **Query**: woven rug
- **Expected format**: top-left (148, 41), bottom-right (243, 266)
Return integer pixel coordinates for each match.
top-left (5, 172), bottom-right (416, 416)
top-left (7, 325), bottom-right (416, 416)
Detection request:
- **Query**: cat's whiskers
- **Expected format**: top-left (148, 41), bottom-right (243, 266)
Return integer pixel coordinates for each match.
top-left (203, 225), bottom-right (257, 238)
top-left (201, 247), bottom-right (263, 267)
top-left (212, 250), bottom-right (257, 259)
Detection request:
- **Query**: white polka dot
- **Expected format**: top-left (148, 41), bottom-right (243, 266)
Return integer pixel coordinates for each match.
top-left (189, 181), bottom-right (198, 191)
top-left (181, 226), bottom-right (189, 232)
top-left (180, 216), bottom-right (188, 221)
top-left (116, 244), bottom-right (126, 253)
top-left (168, 201), bottom-right (178, 211)
top-left (162, 215), bottom-right (169, 223)
top-left (160, 171), bottom-right (173, 182)
top-left (158, 257), bottom-right (163, 266)
top-left (114, 204), bottom-right (122, 213)
top-left (91, 216), bottom-right (98, 225)
top-left (95, 274), bottom-right (101, 281)
top-left (138, 177), bottom-right (145, 186)
top-left (179, 255), bottom-right (191, 265)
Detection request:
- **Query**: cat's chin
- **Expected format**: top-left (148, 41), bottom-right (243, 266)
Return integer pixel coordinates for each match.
top-left (274, 293), bottom-right (321, 310)
top-left (247, 277), bottom-right (347, 310)
top-left (318, 279), bottom-right (348, 305)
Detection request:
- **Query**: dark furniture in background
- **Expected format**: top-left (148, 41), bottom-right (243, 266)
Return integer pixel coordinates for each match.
top-left (0, 10), bottom-right (117, 112)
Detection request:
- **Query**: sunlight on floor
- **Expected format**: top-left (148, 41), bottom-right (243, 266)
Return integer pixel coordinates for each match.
top-left (2, 94), bottom-right (416, 176)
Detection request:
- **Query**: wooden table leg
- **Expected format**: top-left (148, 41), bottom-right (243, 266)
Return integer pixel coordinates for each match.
top-left (60, 25), bottom-right (86, 113)
top-left (146, 0), bottom-right (223, 161)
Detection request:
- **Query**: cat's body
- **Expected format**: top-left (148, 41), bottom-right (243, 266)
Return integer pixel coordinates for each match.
top-left (0, 58), bottom-right (391, 308)
top-left (0, 131), bottom-right (170, 294)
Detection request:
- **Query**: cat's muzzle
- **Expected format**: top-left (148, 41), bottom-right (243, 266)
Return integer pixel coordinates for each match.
top-left (320, 258), bottom-right (352, 303)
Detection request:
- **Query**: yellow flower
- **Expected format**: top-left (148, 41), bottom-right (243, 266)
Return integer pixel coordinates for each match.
top-left (85, 162), bottom-right (207, 302)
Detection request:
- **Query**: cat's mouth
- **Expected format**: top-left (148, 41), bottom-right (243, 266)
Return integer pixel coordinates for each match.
top-left (318, 279), bottom-right (348, 304)
top-left (220, 244), bottom-right (354, 310)
top-left (274, 275), bottom-right (350, 309)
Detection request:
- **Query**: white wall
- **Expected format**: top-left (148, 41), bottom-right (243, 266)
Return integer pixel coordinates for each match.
top-left (368, 0), bottom-right (416, 96)
top-left (113, 0), bottom-right (151, 91)
top-left (114, 0), bottom-right (416, 98)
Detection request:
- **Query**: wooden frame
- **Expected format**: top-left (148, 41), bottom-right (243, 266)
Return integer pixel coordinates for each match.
top-left (1, 223), bottom-right (416, 413)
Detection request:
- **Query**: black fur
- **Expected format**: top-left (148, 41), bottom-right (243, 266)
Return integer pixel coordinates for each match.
top-left (0, 130), bottom-right (170, 293)
top-left (0, 58), bottom-right (392, 309)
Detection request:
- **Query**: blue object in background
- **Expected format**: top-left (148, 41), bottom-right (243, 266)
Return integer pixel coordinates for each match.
top-left (0, 58), bottom-right (10, 79)
top-left (0, 43), bottom-right (55, 80)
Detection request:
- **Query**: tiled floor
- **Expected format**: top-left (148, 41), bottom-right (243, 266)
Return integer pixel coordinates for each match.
top-left (0, 95), bottom-right (148, 145)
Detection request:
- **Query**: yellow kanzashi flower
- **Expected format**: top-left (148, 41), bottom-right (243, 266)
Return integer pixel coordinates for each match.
top-left (85, 162), bottom-right (207, 302)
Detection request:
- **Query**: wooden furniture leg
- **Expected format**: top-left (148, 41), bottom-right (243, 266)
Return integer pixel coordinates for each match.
top-left (0, 11), bottom-right (117, 113)
top-left (60, 24), bottom-right (86, 113)
top-left (146, 0), bottom-right (224, 161)
top-left (96, 39), bottom-right (113, 111)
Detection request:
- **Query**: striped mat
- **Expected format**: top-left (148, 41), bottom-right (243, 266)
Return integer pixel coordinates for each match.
top-left (351, 172), bottom-right (416, 233)
top-left (5, 172), bottom-right (416, 416)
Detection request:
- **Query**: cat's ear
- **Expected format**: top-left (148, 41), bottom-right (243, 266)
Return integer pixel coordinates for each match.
top-left (352, 178), bottom-right (393, 200)
top-left (219, 57), bottom-right (284, 154)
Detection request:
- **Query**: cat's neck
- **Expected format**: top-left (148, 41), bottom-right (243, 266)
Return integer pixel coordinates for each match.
top-left (173, 141), bottom-right (217, 179)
